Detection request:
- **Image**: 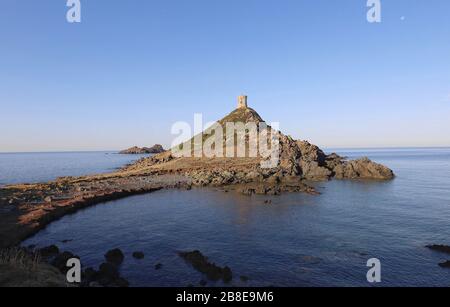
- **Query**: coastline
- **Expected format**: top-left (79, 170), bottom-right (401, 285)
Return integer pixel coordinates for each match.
top-left (0, 171), bottom-right (191, 249)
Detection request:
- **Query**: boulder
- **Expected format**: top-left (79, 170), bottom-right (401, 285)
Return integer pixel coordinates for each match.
top-left (299, 160), bottom-right (332, 180)
top-left (97, 262), bottom-right (120, 286)
top-left (105, 248), bottom-right (124, 266)
top-left (334, 157), bottom-right (395, 180)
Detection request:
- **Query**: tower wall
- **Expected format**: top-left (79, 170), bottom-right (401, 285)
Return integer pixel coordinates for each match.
top-left (237, 95), bottom-right (248, 109)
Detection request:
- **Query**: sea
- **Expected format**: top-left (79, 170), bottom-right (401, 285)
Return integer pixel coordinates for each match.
top-left (1, 148), bottom-right (449, 286)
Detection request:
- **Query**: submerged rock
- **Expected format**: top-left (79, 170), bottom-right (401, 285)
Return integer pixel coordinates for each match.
top-left (97, 262), bottom-right (120, 286)
top-left (82, 264), bottom-right (129, 287)
top-left (438, 261), bottom-right (450, 268)
top-left (105, 248), bottom-right (124, 266)
top-left (179, 250), bottom-right (232, 283)
top-left (426, 244), bottom-right (450, 255)
top-left (132, 251), bottom-right (144, 259)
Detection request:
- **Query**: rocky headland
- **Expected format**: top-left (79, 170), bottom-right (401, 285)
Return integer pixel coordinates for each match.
top-left (123, 105), bottom-right (394, 194)
top-left (0, 99), bottom-right (395, 285)
top-left (0, 102), bottom-right (394, 250)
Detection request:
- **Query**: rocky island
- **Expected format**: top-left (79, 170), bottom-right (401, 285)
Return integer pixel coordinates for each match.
top-left (0, 97), bottom-right (394, 251)
top-left (119, 144), bottom-right (166, 154)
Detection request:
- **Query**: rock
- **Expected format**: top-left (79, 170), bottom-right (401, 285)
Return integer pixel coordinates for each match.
top-left (38, 245), bottom-right (59, 258)
top-left (143, 144), bottom-right (166, 154)
top-left (438, 261), bottom-right (450, 268)
top-left (132, 251), bottom-right (144, 259)
top-left (426, 244), bottom-right (450, 255)
top-left (334, 157), bottom-right (394, 180)
top-left (51, 251), bottom-right (79, 274)
top-left (96, 262), bottom-right (130, 287)
top-left (105, 248), bottom-right (124, 266)
top-left (97, 262), bottom-right (120, 286)
top-left (44, 196), bottom-right (53, 203)
top-left (179, 250), bottom-right (233, 283)
top-left (222, 266), bottom-right (232, 283)
top-left (297, 141), bottom-right (327, 165)
top-left (300, 160), bottom-right (332, 180)
top-left (85, 262), bottom-right (130, 287)
top-left (82, 267), bottom-right (98, 285)
top-left (119, 146), bottom-right (149, 154)
top-left (154, 263), bottom-right (163, 270)
top-left (119, 145), bottom-right (166, 155)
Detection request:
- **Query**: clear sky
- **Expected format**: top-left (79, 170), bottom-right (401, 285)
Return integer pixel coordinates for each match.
top-left (1, 0), bottom-right (449, 152)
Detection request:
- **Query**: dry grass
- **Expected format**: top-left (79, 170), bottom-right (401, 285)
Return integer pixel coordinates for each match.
top-left (0, 247), bottom-right (41, 271)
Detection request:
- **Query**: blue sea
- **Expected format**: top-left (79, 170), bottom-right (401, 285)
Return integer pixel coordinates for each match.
top-left (7, 148), bottom-right (450, 286)
top-left (0, 151), bottom-right (150, 186)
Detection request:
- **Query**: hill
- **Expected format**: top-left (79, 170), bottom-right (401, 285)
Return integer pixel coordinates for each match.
top-left (124, 98), bottom-right (394, 194)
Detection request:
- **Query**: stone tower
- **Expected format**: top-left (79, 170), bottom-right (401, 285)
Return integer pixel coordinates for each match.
top-left (237, 95), bottom-right (248, 109)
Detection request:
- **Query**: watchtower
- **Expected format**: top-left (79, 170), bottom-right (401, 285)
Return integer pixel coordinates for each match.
top-left (237, 95), bottom-right (248, 109)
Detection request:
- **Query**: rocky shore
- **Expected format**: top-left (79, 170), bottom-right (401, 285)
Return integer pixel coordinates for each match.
top-left (0, 173), bottom-right (191, 249)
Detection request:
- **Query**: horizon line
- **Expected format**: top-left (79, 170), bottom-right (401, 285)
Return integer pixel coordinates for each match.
top-left (1, 146), bottom-right (450, 154)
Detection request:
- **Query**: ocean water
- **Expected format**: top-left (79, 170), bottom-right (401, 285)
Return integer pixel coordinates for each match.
top-left (0, 151), bottom-right (150, 186)
top-left (18, 148), bottom-right (450, 287)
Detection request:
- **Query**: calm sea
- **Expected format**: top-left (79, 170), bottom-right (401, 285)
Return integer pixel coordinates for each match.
top-left (0, 151), bottom-right (150, 186)
top-left (13, 148), bottom-right (450, 286)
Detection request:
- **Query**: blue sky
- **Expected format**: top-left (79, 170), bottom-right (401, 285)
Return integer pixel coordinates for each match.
top-left (1, 0), bottom-right (449, 152)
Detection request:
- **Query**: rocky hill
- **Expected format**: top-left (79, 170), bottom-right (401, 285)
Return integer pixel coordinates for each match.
top-left (124, 104), bottom-right (394, 194)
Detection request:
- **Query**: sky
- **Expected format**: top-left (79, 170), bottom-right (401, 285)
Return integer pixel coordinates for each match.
top-left (1, 0), bottom-right (450, 152)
